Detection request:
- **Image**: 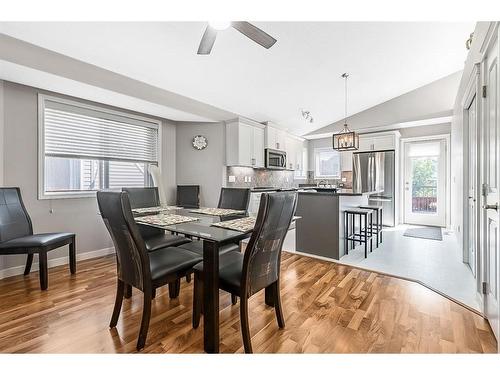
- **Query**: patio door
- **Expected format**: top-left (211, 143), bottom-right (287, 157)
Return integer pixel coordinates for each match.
top-left (403, 139), bottom-right (447, 227)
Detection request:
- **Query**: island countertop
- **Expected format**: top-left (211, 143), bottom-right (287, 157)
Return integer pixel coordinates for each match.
top-left (297, 188), bottom-right (382, 196)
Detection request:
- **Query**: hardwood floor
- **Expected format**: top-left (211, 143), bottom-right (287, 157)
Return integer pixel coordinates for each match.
top-left (0, 252), bottom-right (496, 353)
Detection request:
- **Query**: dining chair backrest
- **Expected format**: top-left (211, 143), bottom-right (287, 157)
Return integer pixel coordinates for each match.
top-left (122, 187), bottom-right (160, 209)
top-left (0, 187), bottom-right (33, 243)
top-left (242, 191), bottom-right (297, 296)
top-left (97, 190), bottom-right (150, 291)
top-left (176, 185), bottom-right (200, 208)
top-left (217, 188), bottom-right (251, 211)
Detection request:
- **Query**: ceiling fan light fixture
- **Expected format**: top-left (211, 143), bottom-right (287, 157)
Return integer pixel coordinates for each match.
top-left (208, 21), bottom-right (231, 31)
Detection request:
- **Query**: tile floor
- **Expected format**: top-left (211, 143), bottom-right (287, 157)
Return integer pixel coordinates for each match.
top-left (280, 225), bottom-right (481, 311)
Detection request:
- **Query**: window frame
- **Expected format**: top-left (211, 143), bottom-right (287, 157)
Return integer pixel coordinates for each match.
top-left (38, 94), bottom-right (162, 200)
top-left (313, 147), bottom-right (341, 179)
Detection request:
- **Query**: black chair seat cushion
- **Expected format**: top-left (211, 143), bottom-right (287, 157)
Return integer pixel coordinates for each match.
top-left (143, 233), bottom-right (191, 252)
top-left (193, 251), bottom-right (243, 293)
top-left (178, 241), bottom-right (239, 256)
top-left (149, 247), bottom-right (202, 281)
top-left (0, 232), bottom-right (74, 249)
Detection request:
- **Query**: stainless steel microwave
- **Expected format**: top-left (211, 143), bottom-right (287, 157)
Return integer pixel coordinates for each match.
top-left (265, 148), bottom-right (287, 169)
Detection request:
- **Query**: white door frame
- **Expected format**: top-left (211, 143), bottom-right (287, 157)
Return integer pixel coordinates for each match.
top-left (462, 63), bottom-right (482, 290)
top-left (400, 134), bottom-right (451, 228)
top-left (479, 24), bottom-right (500, 345)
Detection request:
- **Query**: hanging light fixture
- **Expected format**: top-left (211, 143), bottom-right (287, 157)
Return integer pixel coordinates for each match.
top-left (332, 73), bottom-right (359, 151)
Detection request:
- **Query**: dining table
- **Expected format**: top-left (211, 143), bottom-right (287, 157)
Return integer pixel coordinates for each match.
top-left (132, 206), bottom-right (253, 353)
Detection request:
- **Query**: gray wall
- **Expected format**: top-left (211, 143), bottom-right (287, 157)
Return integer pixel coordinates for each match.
top-left (398, 123), bottom-right (451, 138)
top-left (0, 81), bottom-right (176, 273)
top-left (176, 121), bottom-right (226, 208)
top-left (306, 71), bottom-right (461, 137)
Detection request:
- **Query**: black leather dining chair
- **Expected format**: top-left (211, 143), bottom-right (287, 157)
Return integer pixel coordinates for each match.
top-left (122, 187), bottom-right (191, 298)
top-left (0, 187), bottom-right (76, 290)
top-left (192, 191), bottom-right (297, 353)
top-left (218, 187), bottom-right (251, 211)
top-left (97, 190), bottom-right (202, 351)
top-left (177, 186), bottom-right (249, 272)
top-left (122, 187), bottom-right (190, 249)
top-left (176, 185), bottom-right (200, 208)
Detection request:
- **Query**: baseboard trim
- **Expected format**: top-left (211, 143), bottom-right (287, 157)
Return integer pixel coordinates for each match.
top-left (0, 247), bottom-right (115, 280)
top-left (284, 249), bottom-right (484, 318)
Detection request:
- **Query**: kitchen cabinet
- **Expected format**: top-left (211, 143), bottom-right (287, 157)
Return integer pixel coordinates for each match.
top-left (341, 150), bottom-right (353, 171)
top-left (294, 139), bottom-right (308, 178)
top-left (358, 132), bottom-right (398, 152)
top-left (285, 135), bottom-right (297, 170)
top-left (265, 125), bottom-right (287, 150)
top-left (226, 118), bottom-right (265, 168)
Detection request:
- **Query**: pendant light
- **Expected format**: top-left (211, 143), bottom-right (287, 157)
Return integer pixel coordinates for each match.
top-left (332, 73), bottom-right (359, 151)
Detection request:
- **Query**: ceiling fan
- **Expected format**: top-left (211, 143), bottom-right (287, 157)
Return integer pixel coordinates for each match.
top-left (197, 21), bottom-right (277, 55)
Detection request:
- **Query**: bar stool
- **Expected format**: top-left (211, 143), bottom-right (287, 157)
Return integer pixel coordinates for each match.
top-left (359, 205), bottom-right (383, 246)
top-left (344, 208), bottom-right (374, 258)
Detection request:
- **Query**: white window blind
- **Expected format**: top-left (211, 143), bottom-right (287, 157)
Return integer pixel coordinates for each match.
top-left (44, 100), bottom-right (159, 164)
top-left (39, 95), bottom-right (160, 199)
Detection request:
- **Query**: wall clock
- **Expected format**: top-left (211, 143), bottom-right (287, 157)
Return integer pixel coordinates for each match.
top-left (192, 135), bottom-right (208, 150)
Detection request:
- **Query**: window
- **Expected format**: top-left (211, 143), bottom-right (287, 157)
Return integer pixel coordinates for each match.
top-left (38, 95), bottom-right (160, 199)
top-left (314, 148), bottom-right (341, 178)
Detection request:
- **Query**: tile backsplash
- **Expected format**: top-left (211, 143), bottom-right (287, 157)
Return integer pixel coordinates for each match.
top-left (226, 167), bottom-right (298, 188)
top-left (226, 167), bottom-right (353, 189)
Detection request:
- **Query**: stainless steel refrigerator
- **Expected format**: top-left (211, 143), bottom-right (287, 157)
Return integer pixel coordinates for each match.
top-left (352, 150), bottom-right (395, 226)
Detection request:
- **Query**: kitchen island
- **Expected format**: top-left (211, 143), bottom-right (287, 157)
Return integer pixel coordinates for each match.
top-left (295, 189), bottom-right (377, 260)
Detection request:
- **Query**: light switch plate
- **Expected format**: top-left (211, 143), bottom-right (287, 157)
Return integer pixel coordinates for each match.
top-left (228, 175), bottom-right (236, 183)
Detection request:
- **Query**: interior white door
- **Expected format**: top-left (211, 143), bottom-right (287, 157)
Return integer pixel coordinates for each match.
top-left (468, 95), bottom-right (478, 276)
top-left (483, 34), bottom-right (500, 344)
top-left (403, 139), bottom-right (446, 227)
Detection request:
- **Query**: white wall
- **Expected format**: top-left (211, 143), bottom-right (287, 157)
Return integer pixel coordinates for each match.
top-left (176, 121), bottom-right (226, 207)
top-left (0, 81), bottom-right (177, 273)
top-left (307, 72), bottom-right (461, 137)
top-left (398, 123), bottom-right (451, 138)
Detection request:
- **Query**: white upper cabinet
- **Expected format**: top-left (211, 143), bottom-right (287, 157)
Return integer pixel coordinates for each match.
top-left (341, 150), bottom-right (353, 171)
top-left (265, 123), bottom-right (287, 150)
top-left (294, 139), bottom-right (308, 178)
top-left (226, 118), bottom-right (265, 168)
top-left (285, 135), bottom-right (297, 170)
top-left (357, 132), bottom-right (399, 152)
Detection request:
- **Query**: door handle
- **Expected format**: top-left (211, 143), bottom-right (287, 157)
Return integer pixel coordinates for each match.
top-left (483, 203), bottom-right (498, 211)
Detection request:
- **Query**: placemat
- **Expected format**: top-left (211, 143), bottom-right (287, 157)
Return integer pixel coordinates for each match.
top-left (211, 216), bottom-right (256, 232)
top-left (135, 214), bottom-right (198, 227)
top-left (132, 206), bottom-right (179, 214)
top-left (189, 207), bottom-right (246, 216)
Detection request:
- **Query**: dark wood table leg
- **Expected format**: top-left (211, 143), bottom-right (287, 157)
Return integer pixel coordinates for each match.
top-left (69, 238), bottom-right (76, 274)
top-left (203, 240), bottom-right (220, 353)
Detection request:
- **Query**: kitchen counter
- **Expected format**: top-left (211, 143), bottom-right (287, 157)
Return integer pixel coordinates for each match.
top-left (297, 188), bottom-right (382, 196)
top-left (295, 191), bottom-right (372, 260)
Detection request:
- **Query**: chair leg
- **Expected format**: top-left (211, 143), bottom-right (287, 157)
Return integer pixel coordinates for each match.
top-left (124, 284), bottom-right (132, 299)
top-left (168, 279), bottom-right (180, 298)
top-left (39, 251), bottom-right (48, 290)
top-left (110, 279), bottom-right (125, 328)
top-left (69, 239), bottom-right (76, 274)
top-left (186, 273), bottom-right (192, 283)
top-left (239, 296), bottom-right (253, 353)
top-left (24, 254), bottom-right (34, 275)
top-left (231, 294), bottom-right (238, 305)
top-left (192, 272), bottom-right (203, 328)
top-left (272, 281), bottom-right (285, 329)
top-left (136, 290), bottom-right (152, 351)
top-left (152, 288), bottom-right (156, 299)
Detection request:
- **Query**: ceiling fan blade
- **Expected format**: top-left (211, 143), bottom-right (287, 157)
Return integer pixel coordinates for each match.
top-left (231, 21), bottom-right (277, 49)
top-left (197, 25), bottom-right (218, 55)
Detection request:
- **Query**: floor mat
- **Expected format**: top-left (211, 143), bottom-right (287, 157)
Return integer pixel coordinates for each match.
top-left (403, 226), bottom-right (443, 241)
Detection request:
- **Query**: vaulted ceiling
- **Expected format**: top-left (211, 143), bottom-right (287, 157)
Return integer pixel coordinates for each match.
top-left (0, 22), bottom-right (474, 134)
